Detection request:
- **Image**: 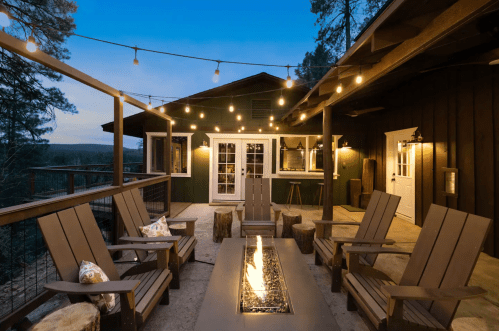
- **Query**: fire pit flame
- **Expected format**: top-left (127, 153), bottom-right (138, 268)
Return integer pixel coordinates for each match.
top-left (245, 235), bottom-right (266, 300)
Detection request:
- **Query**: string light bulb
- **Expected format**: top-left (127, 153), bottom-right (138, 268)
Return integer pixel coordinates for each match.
top-left (241, 126), bottom-right (245, 131)
top-left (26, 31), bottom-right (37, 53)
top-left (185, 102), bottom-right (190, 113)
top-left (269, 122), bottom-right (273, 127)
top-left (159, 100), bottom-right (165, 113)
top-left (190, 124), bottom-right (197, 130)
top-left (215, 126), bottom-right (220, 132)
top-left (300, 113), bottom-right (306, 121)
top-left (213, 61), bottom-right (220, 83)
top-left (286, 66), bottom-right (293, 88)
top-left (355, 66), bottom-right (363, 84)
top-left (238, 129), bottom-right (241, 133)
top-left (199, 112), bottom-right (204, 119)
top-left (171, 120), bottom-right (175, 125)
top-left (133, 47), bottom-right (139, 66)
top-left (336, 83), bottom-right (343, 93)
top-left (270, 115), bottom-right (274, 121)
top-left (278, 89), bottom-right (285, 106)
top-left (229, 96), bottom-right (234, 112)
top-left (259, 128), bottom-right (262, 133)
top-left (147, 96), bottom-right (152, 110)
top-left (237, 115), bottom-right (242, 121)
top-left (119, 91), bottom-right (125, 103)
top-left (275, 126), bottom-right (280, 131)
top-left (0, 3), bottom-right (11, 28)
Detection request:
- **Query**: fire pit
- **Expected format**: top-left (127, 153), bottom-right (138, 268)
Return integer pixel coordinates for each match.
top-left (195, 238), bottom-right (339, 330)
top-left (240, 236), bottom-right (290, 314)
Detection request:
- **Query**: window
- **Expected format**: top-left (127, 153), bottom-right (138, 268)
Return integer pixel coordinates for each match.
top-left (151, 137), bottom-right (165, 173)
top-left (146, 132), bottom-right (192, 177)
top-left (251, 99), bottom-right (271, 119)
top-left (396, 141), bottom-right (411, 177)
top-left (277, 135), bottom-right (340, 176)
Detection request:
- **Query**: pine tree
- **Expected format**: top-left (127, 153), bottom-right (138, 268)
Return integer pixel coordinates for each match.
top-left (294, 43), bottom-right (336, 88)
top-left (0, 0), bottom-right (78, 207)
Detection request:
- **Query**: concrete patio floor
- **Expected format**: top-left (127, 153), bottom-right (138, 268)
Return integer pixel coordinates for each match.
top-left (22, 204), bottom-right (499, 331)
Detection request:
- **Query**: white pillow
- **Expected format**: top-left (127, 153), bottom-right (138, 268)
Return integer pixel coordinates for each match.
top-left (79, 260), bottom-right (116, 313)
top-left (139, 216), bottom-right (172, 238)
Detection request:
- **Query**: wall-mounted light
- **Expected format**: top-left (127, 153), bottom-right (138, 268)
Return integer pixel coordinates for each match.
top-left (407, 130), bottom-right (423, 144)
top-left (297, 141), bottom-right (304, 150)
top-left (200, 140), bottom-right (209, 148)
top-left (342, 140), bottom-right (352, 149)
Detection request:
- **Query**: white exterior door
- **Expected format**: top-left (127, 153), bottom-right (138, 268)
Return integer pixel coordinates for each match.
top-left (241, 140), bottom-right (270, 200)
top-left (385, 128), bottom-right (417, 223)
top-left (213, 140), bottom-right (241, 200)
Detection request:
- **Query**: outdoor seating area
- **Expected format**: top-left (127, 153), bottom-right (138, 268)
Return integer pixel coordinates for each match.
top-left (1, 0), bottom-right (499, 330)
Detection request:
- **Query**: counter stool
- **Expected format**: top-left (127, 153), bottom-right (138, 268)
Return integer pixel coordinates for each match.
top-left (317, 182), bottom-right (324, 209)
top-left (286, 181), bottom-right (302, 209)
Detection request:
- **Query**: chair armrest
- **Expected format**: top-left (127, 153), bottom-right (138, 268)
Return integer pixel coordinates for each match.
top-left (166, 218), bottom-right (197, 223)
top-left (330, 237), bottom-right (396, 245)
top-left (313, 220), bottom-right (361, 226)
top-left (236, 203), bottom-right (244, 222)
top-left (343, 246), bottom-right (412, 255)
top-left (107, 243), bottom-right (173, 253)
top-left (236, 203), bottom-right (245, 212)
top-left (381, 285), bottom-right (487, 301)
top-left (45, 280), bottom-right (140, 295)
top-left (119, 236), bottom-right (181, 243)
top-left (270, 202), bottom-right (281, 212)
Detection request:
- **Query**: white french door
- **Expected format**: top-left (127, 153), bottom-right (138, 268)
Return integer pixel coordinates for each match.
top-left (212, 139), bottom-right (270, 201)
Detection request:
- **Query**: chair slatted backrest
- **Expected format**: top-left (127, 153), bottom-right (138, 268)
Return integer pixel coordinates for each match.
top-left (113, 188), bottom-right (153, 262)
top-left (353, 190), bottom-right (401, 265)
top-left (37, 204), bottom-right (120, 301)
top-left (245, 178), bottom-right (271, 221)
top-left (399, 204), bottom-right (492, 329)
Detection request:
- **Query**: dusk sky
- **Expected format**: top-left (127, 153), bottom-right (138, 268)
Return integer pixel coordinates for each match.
top-left (46, 0), bottom-right (321, 148)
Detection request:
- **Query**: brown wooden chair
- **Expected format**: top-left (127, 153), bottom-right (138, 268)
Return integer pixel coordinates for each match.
top-left (313, 190), bottom-right (401, 292)
top-left (113, 188), bottom-right (197, 289)
top-left (236, 177), bottom-right (281, 237)
top-left (38, 204), bottom-right (175, 331)
top-left (343, 204), bottom-right (491, 330)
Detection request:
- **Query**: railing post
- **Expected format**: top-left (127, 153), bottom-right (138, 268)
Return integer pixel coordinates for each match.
top-left (165, 119), bottom-right (172, 214)
top-left (113, 96), bottom-right (124, 256)
top-left (85, 166), bottom-right (91, 188)
top-left (322, 105), bottom-right (334, 221)
top-left (67, 173), bottom-right (75, 195)
top-left (30, 172), bottom-right (35, 196)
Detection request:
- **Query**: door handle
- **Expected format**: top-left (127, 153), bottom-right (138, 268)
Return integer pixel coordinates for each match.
top-left (391, 178), bottom-right (396, 182)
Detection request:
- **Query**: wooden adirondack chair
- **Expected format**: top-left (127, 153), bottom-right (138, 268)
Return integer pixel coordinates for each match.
top-left (235, 177), bottom-right (281, 237)
top-left (313, 190), bottom-right (401, 292)
top-left (113, 188), bottom-right (197, 289)
top-left (38, 204), bottom-right (175, 331)
top-left (343, 204), bottom-right (491, 331)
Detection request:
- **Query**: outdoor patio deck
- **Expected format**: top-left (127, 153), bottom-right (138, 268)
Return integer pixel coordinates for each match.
top-left (22, 204), bottom-right (499, 331)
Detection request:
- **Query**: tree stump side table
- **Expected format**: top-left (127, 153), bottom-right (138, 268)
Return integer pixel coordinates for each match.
top-left (292, 224), bottom-right (316, 254)
top-left (31, 302), bottom-right (100, 331)
top-left (213, 208), bottom-right (233, 243)
top-left (281, 211), bottom-right (302, 238)
top-left (169, 223), bottom-right (187, 236)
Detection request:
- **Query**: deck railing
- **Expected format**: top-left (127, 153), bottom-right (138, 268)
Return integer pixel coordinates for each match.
top-left (0, 171), bottom-right (170, 330)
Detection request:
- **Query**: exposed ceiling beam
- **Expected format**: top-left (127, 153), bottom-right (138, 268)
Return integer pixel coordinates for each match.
top-left (290, 0), bottom-right (498, 126)
top-left (371, 23), bottom-right (421, 52)
top-left (0, 31), bottom-right (172, 122)
top-left (346, 107), bottom-right (385, 117)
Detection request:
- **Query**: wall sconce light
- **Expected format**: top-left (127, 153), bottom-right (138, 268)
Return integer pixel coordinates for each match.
top-left (200, 140), bottom-right (209, 148)
top-left (297, 141), bottom-right (304, 150)
top-left (342, 140), bottom-right (352, 149)
top-left (407, 130), bottom-right (423, 144)
top-left (442, 167), bottom-right (458, 197)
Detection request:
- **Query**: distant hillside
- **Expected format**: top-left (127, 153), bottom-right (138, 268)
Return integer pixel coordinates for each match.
top-left (49, 144), bottom-right (139, 153)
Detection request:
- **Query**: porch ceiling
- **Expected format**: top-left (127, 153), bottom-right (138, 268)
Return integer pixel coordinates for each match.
top-left (284, 0), bottom-right (499, 125)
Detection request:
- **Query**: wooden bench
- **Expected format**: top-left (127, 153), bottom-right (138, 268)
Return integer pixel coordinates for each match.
top-left (343, 204), bottom-right (491, 330)
top-left (313, 190), bottom-right (401, 292)
top-left (38, 204), bottom-right (174, 331)
top-left (113, 188), bottom-right (197, 289)
top-left (236, 178), bottom-right (281, 237)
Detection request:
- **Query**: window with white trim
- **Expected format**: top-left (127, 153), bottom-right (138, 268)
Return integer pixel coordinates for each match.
top-left (171, 133), bottom-right (192, 177)
top-left (277, 135), bottom-right (340, 175)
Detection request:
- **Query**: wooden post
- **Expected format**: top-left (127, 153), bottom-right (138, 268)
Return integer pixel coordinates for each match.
top-left (322, 106), bottom-right (334, 220)
top-left (30, 172), bottom-right (35, 196)
top-left (67, 173), bottom-right (75, 195)
top-left (113, 96), bottom-right (123, 187)
top-left (165, 120), bottom-right (172, 214)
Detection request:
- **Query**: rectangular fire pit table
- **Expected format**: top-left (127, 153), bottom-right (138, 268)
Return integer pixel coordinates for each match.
top-left (195, 238), bottom-right (340, 330)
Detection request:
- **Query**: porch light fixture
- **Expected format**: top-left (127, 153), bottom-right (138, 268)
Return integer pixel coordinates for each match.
top-left (407, 130), bottom-right (423, 144)
top-left (213, 61), bottom-right (221, 83)
top-left (215, 126), bottom-right (220, 132)
top-left (237, 115), bottom-right (242, 121)
top-left (147, 96), bottom-right (152, 110)
top-left (342, 140), bottom-right (352, 149)
top-left (297, 141), bottom-right (304, 150)
top-left (200, 140), bottom-right (209, 148)
top-left (278, 89), bottom-right (285, 106)
top-left (199, 112), bottom-right (205, 119)
top-left (190, 124), bottom-right (197, 130)
top-left (0, 3), bottom-right (11, 27)
top-left (133, 47), bottom-right (139, 65)
top-left (336, 83), bottom-right (343, 93)
top-left (119, 91), bottom-right (125, 103)
top-left (312, 140), bottom-right (319, 150)
top-left (281, 141), bottom-right (288, 150)
top-left (286, 66), bottom-right (293, 88)
top-left (26, 31), bottom-right (37, 53)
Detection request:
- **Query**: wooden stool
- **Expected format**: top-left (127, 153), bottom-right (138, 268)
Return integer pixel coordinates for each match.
top-left (169, 223), bottom-right (187, 236)
top-left (213, 208), bottom-right (233, 243)
top-left (286, 181), bottom-right (302, 209)
top-left (281, 211), bottom-right (302, 238)
top-left (31, 302), bottom-right (99, 331)
top-left (317, 183), bottom-right (324, 209)
top-left (292, 224), bottom-right (316, 254)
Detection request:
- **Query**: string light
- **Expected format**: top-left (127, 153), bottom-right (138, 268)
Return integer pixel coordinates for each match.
top-left (336, 83), bottom-right (343, 93)
top-left (241, 126), bottom-right (245, 131)
top-left (355, 66), bottom-right (363, 84)
top-left (147, 96), bottom-right (152, 110)
top-left (269, 122), bottom-right (273, 127)
top-left (238, 129), bottom-right (241, 133)
top-left (26, 30), bottom-right (37, 53)
top-left (300, 113), bottom-right (306, 121)
top-left (199, 112), bottom-right (205, 119)
top-left (133, 47), bottom-right (139, 65)
top-left (119, 91), bottom-right (125, 103)
top-left (159, 100), bottom-right (165, 113)
top-left (0, 3), bottom-right (11, 28)
top-left (278, 89), bottom-right (285, 106)
top-left (259, 128), bottom-right (262, 133)
top-left (286, 66), bottom-right (293, 88)
top-left (215, 126), bottom-right (220, 132)
top-left (237, 115), bottom-right (242, 121)
top-left (270, 115), bottom-right (274, 121)
top-left (171, 120), bottom-right (175, 125)
top-left (213, 61), bottom-right (220, 83)
top-left (190, 124), bottom-right (197, 130)
top-left (229, 96), bottom-right (234, 112)
top-left (275, 126), bottom-right (279, 131)
top-left (185, 99), bottom-right (190, 113)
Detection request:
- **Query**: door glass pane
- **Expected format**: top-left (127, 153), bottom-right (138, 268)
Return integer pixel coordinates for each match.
top-left (227, 143), bottom-right (235, 153)
top-left (396, 141), bottom-right (411, 178)
top-left (218, 164), bottom-right (226, 173)
top-left (217, 143), bottom-right (236, 195)
top-left (246, 142), bottom-right (265, 178)
top-left (227, 185), bottom-right (235, 194)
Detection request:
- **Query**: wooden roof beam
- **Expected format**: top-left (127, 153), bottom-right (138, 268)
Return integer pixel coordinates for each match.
top-left (371, 23), bottom-right (421, 53)
top-left (291, 0), bottom-right (498, 126)
top-left (0, 31), bottom-right (172, 122)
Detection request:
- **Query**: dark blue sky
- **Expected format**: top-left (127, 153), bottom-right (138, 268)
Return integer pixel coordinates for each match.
top-left (48, 0), bottom-right (320, 148)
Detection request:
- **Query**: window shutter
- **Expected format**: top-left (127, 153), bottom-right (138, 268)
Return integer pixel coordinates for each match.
top-left (251, 99), bottom-right (272, 119)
